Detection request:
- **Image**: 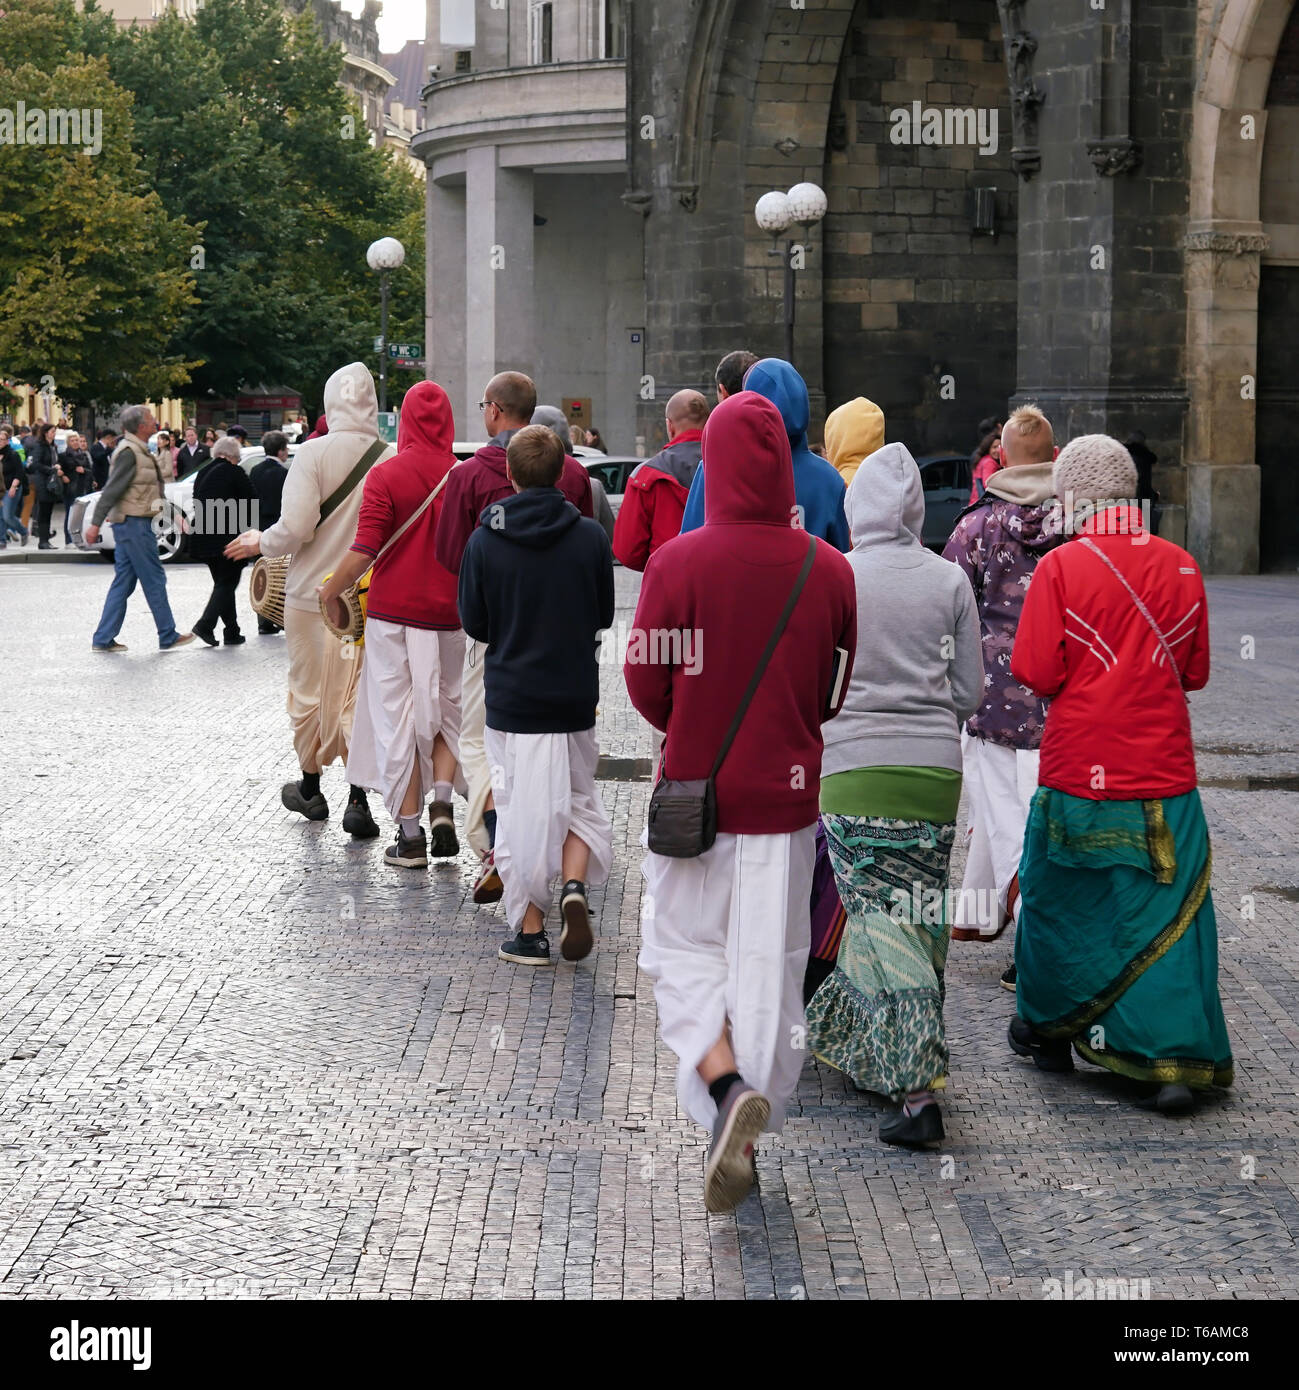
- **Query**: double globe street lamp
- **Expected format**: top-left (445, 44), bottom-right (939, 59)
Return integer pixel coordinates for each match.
top-left (754, 182), bottom-right (828, 368)
top-left (366, 236), bottom-right (406, 414)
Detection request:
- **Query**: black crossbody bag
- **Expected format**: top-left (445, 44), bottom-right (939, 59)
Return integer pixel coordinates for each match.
top-left (646, 535), bottom-right (817, 858)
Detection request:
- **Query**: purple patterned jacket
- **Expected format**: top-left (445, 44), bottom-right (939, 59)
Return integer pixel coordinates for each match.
top-left (941, 461), bottom-right (1063, 750)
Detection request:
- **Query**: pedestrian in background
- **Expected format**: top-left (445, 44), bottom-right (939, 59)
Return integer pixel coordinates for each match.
top-left (613, 389), bottom-right (707, 571)
top-left (1, 427), bottom-right (29, 547)
top-left (968, 430), bottom-right (1002, 504)
top-left (84, 405), bottom-right (196, 652)
top-left (533, 405), bottom-right (615, 543)
top-left (155, 430), bottom-right (177, 481)
top-left (714, 350), bottom-right (758, 404)
top-left (1009, 434), bottom-right (1230, 1112)
top-left (176, 426), bottom-right (210, 476)
top-left (585, 428), bottom-right (608, 454)
top-left (249, 430), bottom-right (290, 635)
top-left (943, 404), bottom-right (1062, 973)
top-left (90, 429), bottom-right (118, 490)
top-left (30, 423), bottom-right (64, 549)
top-left (61, 433), bottom-right (93, 544)
top-left (823, 396), bottom-right (885, 489)
top-left (806, 442), bottom-right (983, 1148)
top-left (191, 435), bottom-right (255, 647)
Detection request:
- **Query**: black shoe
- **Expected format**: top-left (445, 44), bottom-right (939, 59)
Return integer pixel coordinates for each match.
top-left (281, 780), bottom-right (328, 821)
top-left (427, 800), bottom-right (459, 858)
top-left (384, 826), bottom-right (428, 868)
top-left (257, 620), bottom-right (281, 635)
top-left (705, 1079), bottom-right (769, 1213)
top-left (38, 541), bottom-right (53, 550)
top-left (559, 879), bottom-right (593, 962)
top-left (1007, 1014), bottom-right (1075, 1073)
top-left (343, 797), bottom-right (380, 839)
top-left (193, 625), bottom-right (218, 647)
top-left (1151, 1083), bottom-right (1195, 1114)
top-left (224, 632), bottom-right (246, 646)
top-left (880, 1102), bottom-right (945, 1148)
top-left (1000, 962), bottom-right (1017, 992)
top-left (498, 929), bottom-right (553, 966)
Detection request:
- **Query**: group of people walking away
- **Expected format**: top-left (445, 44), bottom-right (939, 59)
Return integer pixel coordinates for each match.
top-left (81, 344), bottom-right (1231, 1216)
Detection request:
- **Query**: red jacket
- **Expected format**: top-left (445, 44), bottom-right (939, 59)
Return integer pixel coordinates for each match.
top-left (1011, 506), bottom-right (1210, 800)
top-left (612, 429), bottom-right (703, 571)
top-left (434, 432), bottom-right (593, 575)
top-left (350, 380), bottom-right (459, 630)
top-left (625, 393), bottom-right (857, 835)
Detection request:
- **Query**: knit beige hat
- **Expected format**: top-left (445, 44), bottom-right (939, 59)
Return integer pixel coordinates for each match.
top-left (1053, 433), bottom-right (1138, 507)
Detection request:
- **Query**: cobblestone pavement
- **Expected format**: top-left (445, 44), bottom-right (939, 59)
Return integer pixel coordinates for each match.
top-left (0, 563), bottom-right (1296, 1300)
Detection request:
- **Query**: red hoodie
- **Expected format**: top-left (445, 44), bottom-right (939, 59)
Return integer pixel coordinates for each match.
top-left (350, 381), bottom-right (459, 629)
top-left (434, 431), bottom-right (593, 575)
top-left (625, 392), bottom-right (857, 835)
top-left (612, 428), bottom-right (703, 570)
top-left (1011, 506), bottom-right (1210, 800)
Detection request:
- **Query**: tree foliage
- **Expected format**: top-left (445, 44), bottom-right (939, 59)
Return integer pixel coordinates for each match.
top-left (0, 1), bottom-right (199, 403)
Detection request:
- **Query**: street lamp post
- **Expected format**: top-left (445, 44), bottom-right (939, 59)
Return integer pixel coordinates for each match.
top-left (366, 237), bottom-right (406, 414)
top-left (754, 183), bottom-right (828, 369)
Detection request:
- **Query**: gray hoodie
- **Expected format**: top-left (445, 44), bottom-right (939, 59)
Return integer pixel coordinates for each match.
top-left (821, 442), bottom-right (984, 778)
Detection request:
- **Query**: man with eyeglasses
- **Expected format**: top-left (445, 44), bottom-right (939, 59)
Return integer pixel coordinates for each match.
top-left (435, 371), bottom-right (594, 903)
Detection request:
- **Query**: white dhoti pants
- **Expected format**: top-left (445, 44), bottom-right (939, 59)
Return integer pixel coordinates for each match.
top-left (283, 607), bottom-right (363, 773)
top-left (345, 619), bottom-right (466, 821)
top-left (952, 732), bottom-right (1040, 940)
top-left (459, 639), bottom-right (492, 860)
top-left (483, 726), bottom-right (613, 930)
top-left (638, 826), bottom-right (815, 1132)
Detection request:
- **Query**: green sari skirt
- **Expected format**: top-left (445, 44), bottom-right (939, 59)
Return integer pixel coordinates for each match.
top-left (1016, 787), bottom-right (1233, 1089)
top-left (806, 812), bottom-right (957, 1101)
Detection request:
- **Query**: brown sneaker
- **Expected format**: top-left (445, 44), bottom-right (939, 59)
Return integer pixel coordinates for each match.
top-left (427, 800), bottom-right (459, 858)
top-left (92, 642), bottom-right (128, 652)
top-left (704, 1080), bottom-right (769, 1213)
top-left (162, 632), bottom-right (197, 650)
top-left (471, 851), bottom-right (503, 904)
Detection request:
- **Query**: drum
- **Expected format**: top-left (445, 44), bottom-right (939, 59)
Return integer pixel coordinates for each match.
top-left (319, 568), bottom-right (371, 645)
top-left (248, 555), bottom-right (289, 627)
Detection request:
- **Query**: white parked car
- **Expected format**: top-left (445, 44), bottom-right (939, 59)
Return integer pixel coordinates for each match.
top-left (69, 443), bottom-right (297, 562)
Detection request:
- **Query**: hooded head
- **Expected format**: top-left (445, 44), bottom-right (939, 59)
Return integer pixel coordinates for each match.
top-left (824, 397), bottom-right (886, 487)
top-left (844, 442), bottom-right (924, 552)
top-left (701, 391), bottom-right (795, 527)
top-left (321, 362), bottom-right (378, 437)
top-left (531, 404), bottom-right (573, 454)
top-left (396, 379), bottom-right (454, 456)
top-left (742, 359), bottom-right (810, 448)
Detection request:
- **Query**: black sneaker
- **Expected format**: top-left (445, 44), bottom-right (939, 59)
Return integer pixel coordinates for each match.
top-left (427, 800), bottom-right (459, 858)
top-left (498, 929), bottom-right (552, 967)
top-left (193, 625), bottom-right (218, 647)
top-left (343, 797), bottom-right (380, 839)
top-left (559, 879), bottom-right (593, 962)
top-left (281, 780), bottom-right (328, 820)
top-left (1000, 962), bottom-right (1017, 992)
top-left (257, 620), bottom-right (281, 635)
top-left (705, 1079), bottom-right (769, 1213)
top-left (224, 632), bottom-right (246, 646)
top-left (384, 826), bottom-right (428, 868)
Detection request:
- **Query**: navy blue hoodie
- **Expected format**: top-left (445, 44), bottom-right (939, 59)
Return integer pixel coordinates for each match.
top-left (458, 487), bottom-right (615, 733)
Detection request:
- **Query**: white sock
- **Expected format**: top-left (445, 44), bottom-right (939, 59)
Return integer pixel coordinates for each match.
top-left (433, 781), bottom-right (453, 804)
top-left (399, 815), bottom-right (421, 838)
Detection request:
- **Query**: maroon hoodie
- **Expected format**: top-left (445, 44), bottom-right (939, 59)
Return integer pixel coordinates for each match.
top-left (434, 430), bottom-right (594, 574)
top-left (625, 392), bottom-right (857, 835)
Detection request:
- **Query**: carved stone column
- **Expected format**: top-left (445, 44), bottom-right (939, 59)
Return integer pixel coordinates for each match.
top-left (1183, 225), bottom-right (1268, 574)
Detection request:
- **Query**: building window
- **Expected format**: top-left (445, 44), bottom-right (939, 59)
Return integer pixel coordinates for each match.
top-left (529, 2), bottom-right (553, 64)
top-left (454, 50), bottom-right (472, 74)
top-left (602, 0), bottom-right (627, 59)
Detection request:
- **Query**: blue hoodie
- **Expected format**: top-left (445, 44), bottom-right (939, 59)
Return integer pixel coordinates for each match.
top-left (680, 358), bottom-right (850, 551)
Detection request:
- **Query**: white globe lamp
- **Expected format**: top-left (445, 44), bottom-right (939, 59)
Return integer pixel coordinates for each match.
top-left (786, 182), bottom-right (828, 226)
top-left (366, 236), bottom-right (406, 272)
top-left (754, 190), bottom-right (794, 235)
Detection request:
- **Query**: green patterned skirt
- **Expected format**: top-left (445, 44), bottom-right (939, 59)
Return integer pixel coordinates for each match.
top-left (805, 815), bottom-right (957, 1101)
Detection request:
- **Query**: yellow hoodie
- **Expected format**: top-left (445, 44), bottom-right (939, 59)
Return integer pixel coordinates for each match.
top-left (824, 397), bottom-right (886, 488)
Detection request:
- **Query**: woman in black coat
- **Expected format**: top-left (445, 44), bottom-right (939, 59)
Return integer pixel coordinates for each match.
top-left (29, 424), bottom-right (64, 549)
top-left (60, 434), bottom-right (93, 543)
top-left (190, 436), bottom-right (255, 646)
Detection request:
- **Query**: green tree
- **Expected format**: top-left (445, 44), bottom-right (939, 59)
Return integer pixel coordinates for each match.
top-left (82, 0), bottom-right (424, 414)
top-left (0, 1), bottom-right (199, 404)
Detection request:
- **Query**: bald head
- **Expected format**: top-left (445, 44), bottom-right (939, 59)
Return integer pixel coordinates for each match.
top-left (666, 389), bottom-right (709, 441)
top-left (484, 372), bottom-right (537, 432)
top-left (1000, 403), bottom-right (1055, 467)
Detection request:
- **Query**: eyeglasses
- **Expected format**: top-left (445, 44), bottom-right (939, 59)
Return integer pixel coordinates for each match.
top-left (478, 400), bottom-right (498, 413)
